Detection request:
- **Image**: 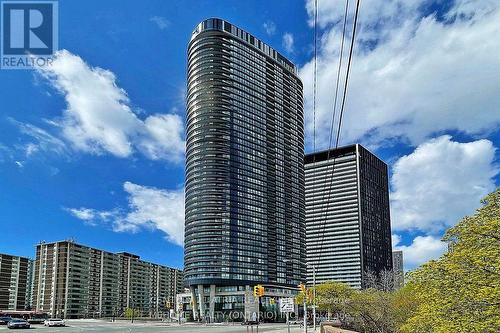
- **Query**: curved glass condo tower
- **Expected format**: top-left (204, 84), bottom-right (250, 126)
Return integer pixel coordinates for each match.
top-left (184, 18), bottom-right (305, 320)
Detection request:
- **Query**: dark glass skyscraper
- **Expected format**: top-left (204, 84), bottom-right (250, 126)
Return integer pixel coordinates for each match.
top-left (305, 145), bottom-right (393, 289)
top-left (184, 18), bottom-right (305, 319)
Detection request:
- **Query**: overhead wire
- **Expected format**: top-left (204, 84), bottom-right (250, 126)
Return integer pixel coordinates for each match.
top-left (311, 0), bottom-right (362, 274)
top-left (312, 0), bottom-right (318, 159)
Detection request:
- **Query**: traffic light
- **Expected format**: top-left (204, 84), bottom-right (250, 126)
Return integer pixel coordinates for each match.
top-left (253, 284), bottom-right (265, 297)
top-left (298, 283), bottom-right (306, 294)
top-left (270, 298), bottom-right (275, 305)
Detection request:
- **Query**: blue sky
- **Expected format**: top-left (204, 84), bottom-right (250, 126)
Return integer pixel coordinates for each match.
top-left (0, 0), bottom-right (499, 271)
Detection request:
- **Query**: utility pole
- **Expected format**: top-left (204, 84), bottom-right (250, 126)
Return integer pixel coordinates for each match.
top-left (303, 284), bottom-right (307, 333)
top-left (129, 296), bottom-right (134, 324)
top-left (305, 263), bottom-right (317, 331)
top-left (312, 265), bottom-right (316, 332)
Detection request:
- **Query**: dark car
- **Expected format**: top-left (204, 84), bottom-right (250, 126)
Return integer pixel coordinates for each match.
top-left (0, 317), bottom-right (12, 325)
top-left (7, 319), bottom-right (30, 329)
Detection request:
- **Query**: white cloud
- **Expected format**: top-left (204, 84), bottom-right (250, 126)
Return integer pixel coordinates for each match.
top-left (391, 135), bottom-right (497, 233)
top-left (36, 50), bottom-right (184, 162)
top-left (67, 207), bottom-right (96, 221)
top-left (66, 207), bottom-right (116, 226)
top-left (282, 32), bottom-right (294, 53)
top-left (67, 207), bottom-right (94, 220)
top-left (10, 119), bottom-right (69, 157)
top-left (306, 0), bottom-right (423, 29)
top-left (301, 0), bottom-right (500, 149)
top-left (118, 182), bottom-right (184, 245)
top-left (25, 144), bottom-right (39, 157)
top-left (150, 16), bottom-right (170, 30)
top-left (66, 182), bottom-right (185, 246)
top-left (65, 207), bottom-right (98, 224)
top-left (393, 234), bottom-right (447, 270)
top-left (139, 114), bottom-right (185, 163)
top-left (263, 20), bottom-right (277, 35)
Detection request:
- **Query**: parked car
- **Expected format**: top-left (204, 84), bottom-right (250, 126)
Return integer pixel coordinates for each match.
top-left (241, 320), bottom-right (259, 325)
top-left (44, 318), bottom-right (65, 327)
top-left (0, 317), bottom-right (12, 325)
top-left (7, 319), bottom-right (30, 329)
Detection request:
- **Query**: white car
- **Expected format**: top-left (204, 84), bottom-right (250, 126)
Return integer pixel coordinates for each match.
top-left (44, 318), bottom-right (65, 327)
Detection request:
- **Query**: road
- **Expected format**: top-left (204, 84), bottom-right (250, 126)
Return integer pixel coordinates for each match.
top-left (0, 320), bottom-right (305, 333)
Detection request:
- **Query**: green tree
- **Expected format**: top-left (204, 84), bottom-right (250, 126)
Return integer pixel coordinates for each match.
top-left (313, 281), bottom-right (400, 332)
top-left (391, 284), bottom-right (420, 330)
top-left (400, 188), bottom-right (500, 333)
top-left (349, 288), bottom-right (399, 333)
top-left (315, 281), bottom-right (353, 323)
top-left (124, 307), bottom-right (141, 320)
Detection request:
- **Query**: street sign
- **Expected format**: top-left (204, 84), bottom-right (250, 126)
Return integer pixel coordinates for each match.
top-left (279, 298), bottom-right (294, 313)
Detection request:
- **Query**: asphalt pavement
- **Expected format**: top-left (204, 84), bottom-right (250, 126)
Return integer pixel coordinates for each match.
top-left (0, 320), bottom-right (304, 333)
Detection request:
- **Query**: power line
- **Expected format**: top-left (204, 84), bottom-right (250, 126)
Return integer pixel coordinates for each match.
top-left (312, 0), bottom-right (362, 272)
top-left (327, 0), bottom-right (350, 151)
top-left (313, 0), bottom-right (350, 268)
top-left (335, 0), bottom-right (361, 149)
top-left (312, 0), bottom-right (318, 158)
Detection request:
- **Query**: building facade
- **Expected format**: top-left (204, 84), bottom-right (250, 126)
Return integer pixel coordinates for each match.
top-left (184, 18), bottom-right (305, 320)
top-left (32, 241), bottom-right (182, 319)
top-left (392, 250), bottom-right (404, 289)
top-left (305, 144), bottom-right (393, 289)
top-left (0, 253), bottom-right (33, 310)
top-left (176, 285), bottom-right (298, 323)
